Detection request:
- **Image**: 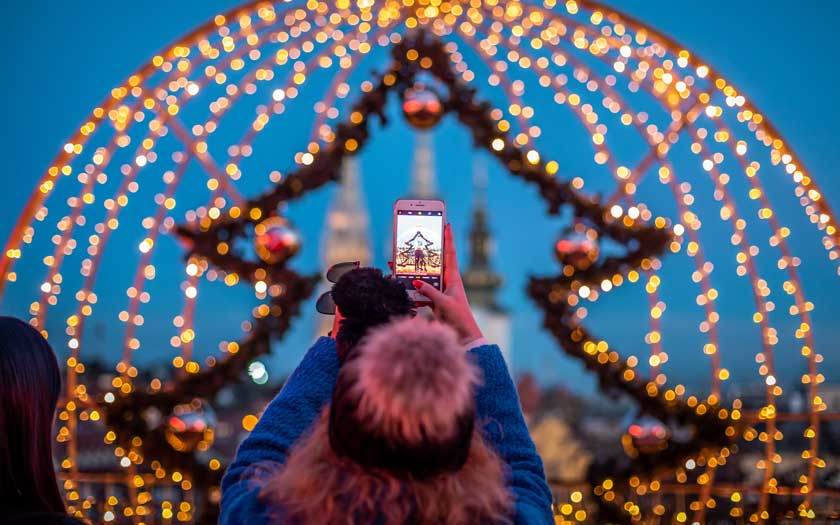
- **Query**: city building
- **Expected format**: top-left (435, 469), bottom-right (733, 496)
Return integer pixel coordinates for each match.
top-left (316, 155), bottom-right (372, 336)
top-left (409, 129), bottom-right (437, 198)
top-left (461, 157), bottom-right (512, 367)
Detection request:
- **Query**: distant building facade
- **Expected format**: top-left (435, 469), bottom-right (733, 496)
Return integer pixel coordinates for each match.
top-left (462, 157), bottom-right (512, 367)
top-left (409, 130), bottom-right (437, 199)
top-left (316, 156), bottom-right (372, 336)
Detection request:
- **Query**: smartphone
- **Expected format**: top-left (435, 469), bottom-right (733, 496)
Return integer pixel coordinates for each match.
top-left (393, 199), bottom-right (445, 302)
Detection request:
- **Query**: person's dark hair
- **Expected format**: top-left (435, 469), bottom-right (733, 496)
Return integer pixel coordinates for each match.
top-left (330, 267), bottom-right (414, 358)
top-left (0, 316), bottom-right (66, 514)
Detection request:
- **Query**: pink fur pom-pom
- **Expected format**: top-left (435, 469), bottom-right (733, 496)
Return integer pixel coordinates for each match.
top-left (347, 317), bottom-right (481, 444)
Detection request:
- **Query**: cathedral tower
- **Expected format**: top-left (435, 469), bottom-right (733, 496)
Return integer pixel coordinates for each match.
top-left (462, 157), bottom-right (512, 367)
top-left (409, 130), bottom-right (437, 198)
top-left (317, 155), bottom-right (372, 336)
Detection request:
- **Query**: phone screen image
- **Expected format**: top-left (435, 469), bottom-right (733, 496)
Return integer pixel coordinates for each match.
top-left (394, 209), bottom-right (444, 290)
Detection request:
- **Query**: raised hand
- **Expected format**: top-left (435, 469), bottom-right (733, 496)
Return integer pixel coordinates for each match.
top-left (412, 223), bottom-right (483, 344)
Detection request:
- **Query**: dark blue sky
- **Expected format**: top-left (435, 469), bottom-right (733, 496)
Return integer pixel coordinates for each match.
top-left (2, 1), bottom-right (838, 395)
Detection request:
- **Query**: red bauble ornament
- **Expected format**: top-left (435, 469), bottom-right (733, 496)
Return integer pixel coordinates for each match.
top-left (625, 415), bottom-right (671, 454)
top-left (555, 223), bottom-right (599, 270)
top-left (254, 216), bottom-right (301, 264)
top-left (164, 399), bottom-right (217, 453)
top-left (402, 85), bottom-right (444, 129)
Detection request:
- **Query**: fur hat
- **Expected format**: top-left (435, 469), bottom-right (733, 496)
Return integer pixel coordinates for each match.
top-left (329, 317), bottom-right (481, 478)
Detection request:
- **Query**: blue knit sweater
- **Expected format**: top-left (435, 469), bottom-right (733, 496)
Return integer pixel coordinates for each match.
top-left (220, 337), bottom-right (553, 524)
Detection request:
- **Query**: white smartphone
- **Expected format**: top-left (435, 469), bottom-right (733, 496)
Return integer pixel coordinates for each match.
top-left (392, 198), bottom-right (446, 302)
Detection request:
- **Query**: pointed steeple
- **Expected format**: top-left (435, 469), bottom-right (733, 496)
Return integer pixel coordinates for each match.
top-left (322, 155), bottom-right (371, 266)
top-left (318, 156), bottom-right (372, 336)
top-left (409, 130), bottom-right (437, 198)
top-left (463, 156), bottom-right (503, 310)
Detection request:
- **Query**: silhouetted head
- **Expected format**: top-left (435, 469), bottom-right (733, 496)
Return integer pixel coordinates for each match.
top-left (0, 316), bottom-right (65, 514)
top-left (330, 267), bottom-right (414, 358)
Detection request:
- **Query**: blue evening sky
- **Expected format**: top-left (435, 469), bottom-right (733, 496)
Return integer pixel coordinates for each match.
top-left (1, 1), bottom-right (838, 395)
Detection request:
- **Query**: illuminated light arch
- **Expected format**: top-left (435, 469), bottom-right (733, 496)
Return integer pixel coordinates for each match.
top-left (1, 0), bottom-right (838, 523)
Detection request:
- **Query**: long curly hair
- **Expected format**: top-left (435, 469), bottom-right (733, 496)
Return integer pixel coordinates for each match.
top-left (261, 411), bottom-right (511, 525)
top-left (261, 318), bottom-right (512, 525)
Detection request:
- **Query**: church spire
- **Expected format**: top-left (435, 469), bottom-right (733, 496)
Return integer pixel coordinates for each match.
top-left (322, 155), bottom-right (371, 265)
top-left (410, 130), bottom-right (437, 198)
top-left (463, 156), bottom-right (503, 310)
top-left (318, 155), bottom-right (372, 336)
top-left (321, 156), bottom-right (371, 268)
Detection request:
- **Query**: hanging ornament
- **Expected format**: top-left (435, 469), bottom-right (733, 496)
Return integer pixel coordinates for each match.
top-left (623, 414), bottom-right (671, 455)
top-left (254, 216), bottom-right (301, 264)
top-left (402, 84), bottom-right (444, 129)
top-left (164, 399), bottom-right (217, 453)
top-left (555, 221), bottom-right (599, 270)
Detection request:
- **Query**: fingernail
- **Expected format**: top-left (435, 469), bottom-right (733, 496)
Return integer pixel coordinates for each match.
top-left (413, 279), bottom-right (423, 289)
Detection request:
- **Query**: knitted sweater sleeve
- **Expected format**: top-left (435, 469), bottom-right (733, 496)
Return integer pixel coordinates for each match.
top-left (469, 344), bottom-right (554, 525)
top-left (219, 337), bottom-right (341, 525)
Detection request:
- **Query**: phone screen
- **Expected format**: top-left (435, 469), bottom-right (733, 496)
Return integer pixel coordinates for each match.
top-left (394, 209), bottom-right (444, 290)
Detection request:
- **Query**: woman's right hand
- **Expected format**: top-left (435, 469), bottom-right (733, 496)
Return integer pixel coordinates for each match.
top-left (412, 223), bottom-right (483, 345)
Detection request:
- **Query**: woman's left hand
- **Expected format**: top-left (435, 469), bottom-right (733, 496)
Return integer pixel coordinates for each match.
top-left (412, 223), bottom-right (483, 344)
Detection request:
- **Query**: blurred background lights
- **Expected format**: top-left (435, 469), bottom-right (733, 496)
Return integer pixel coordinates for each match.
top-left (247, 360), bottom-right (269, 385)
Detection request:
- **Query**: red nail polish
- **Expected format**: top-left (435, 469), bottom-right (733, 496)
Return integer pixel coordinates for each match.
top-left (413, 279), bottom-right (422, 289)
